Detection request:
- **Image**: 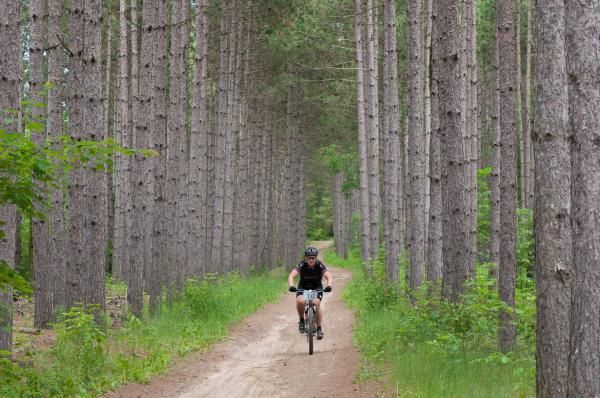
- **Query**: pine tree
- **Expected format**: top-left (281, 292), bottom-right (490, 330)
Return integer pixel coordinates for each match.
top-left (533, 0), bottom-right (571, 394)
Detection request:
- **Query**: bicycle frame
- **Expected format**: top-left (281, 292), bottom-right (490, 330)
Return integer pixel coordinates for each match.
top-left (298, 289), bottom-right (321, 355)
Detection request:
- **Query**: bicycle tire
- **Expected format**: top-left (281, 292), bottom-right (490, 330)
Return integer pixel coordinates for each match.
top-left (307, 307), bottom-right (314, 355)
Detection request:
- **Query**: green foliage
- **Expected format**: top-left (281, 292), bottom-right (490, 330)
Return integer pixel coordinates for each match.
top-left (306, 173), bottom-right (333, 239)
top-left (318, 145), bottom-right (360, 195)
top-left (0, 260), bottom-right (31, 294)
top-left (0, 271), bottom-right (286, 397)
top-left (477, 167), bottom-right (492, 261)
top-left (0, 117), bottom-right (153, 292)
top-left (340, 249), bottom-right (535, 397)
top-left (477, 0), bottom-right (496, 73)
top-left (51, 306), bottom-right (109, 390)
top-left (516, 208), bottom-right (534, 279)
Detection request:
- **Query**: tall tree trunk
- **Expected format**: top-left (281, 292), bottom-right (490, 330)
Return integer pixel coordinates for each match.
top-left (515, 1), bottom-right (525, 208)
top-left (565, 2), bottom-right (600, 396)
top-left (167, 0), bottom-right (190, 286)
top-left (407, 0), bottom-right (426, 290)
top-left (423, 0), bottom-right (433, 265)
top-left (523, 0), bottom-right (533, 208)
top-left (354, 0), bottom-right (371, 263)
top-left (382, 0), bottom-right (401, 282)
top-left (129, 0), bottom-right (156, 316)
top-left (533, 0), bottom-right (571, 395)
top-left (149, 0), bottom-right (168, 310)
top-left (30, 0), bottom-right (53, 329)
top-left (437, 0), bottom-right (469, 302)
top-left (497, 0), bottom-right (518, 352)
top-left (222, 0), bottom-right (239, 271)
top-left (65, 0), bottom-right (106, 316)
top-left (113, 0), bottom-right (131, 283)
top-left (234, 2), bottom-right (251, 273)
top-left (0, 0), bottom-right (20, 349)
top-left (366, 0), bottom-right (380, 261)
top-left (104, 12), bottom-right (115, 263)
top-left (333, 173), bottom-right (343, 255)
top-left (190, 0), bottom-right (210, 278)
top-left (46, 0), bottom-right (66, 313)
top-left (166, 0), bottom-right (182, 287)
top-left (490, 31), bottom-right (501, 277)
top-left (249, 98), bottom-right (262, 267)
top-left (466, 0), bottom-right (478, 276)
top-left (427, 0), bottom-right (442, 284)
top-left (211, 0), bottom-right (232, 271)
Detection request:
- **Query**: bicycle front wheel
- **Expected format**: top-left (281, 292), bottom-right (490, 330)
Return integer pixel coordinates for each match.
top-left (307, 307), bottom-right (315, 355)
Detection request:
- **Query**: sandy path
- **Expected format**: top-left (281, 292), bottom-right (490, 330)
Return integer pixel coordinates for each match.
top-left (104, 243), bottom-right (381, 398)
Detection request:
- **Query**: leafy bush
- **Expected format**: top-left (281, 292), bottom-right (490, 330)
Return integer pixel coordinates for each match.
top-left (52, 306), bottom-right (109, 387)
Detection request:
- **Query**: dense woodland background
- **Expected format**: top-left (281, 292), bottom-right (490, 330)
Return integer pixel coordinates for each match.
top-left (0, 0), bottom-right (598, 396)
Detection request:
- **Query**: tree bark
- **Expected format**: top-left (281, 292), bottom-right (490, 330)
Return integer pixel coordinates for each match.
top-left (113, 0), bottom-right (131, 283)
top-left (407, 0), bottom-right (426, 290)
top-left (565, 2), bottom-right (600, 395)
top-left (382, 0), bottom-right (401, 281)
top-left (533, 0), bottom-right (571, 395)
top-left (65, 0), bottom-right (106, 316)
top-left (366, 0), bottom-right (380, 261)
top-left (0, 1), bottom-right (19, 340)
top-left (129, 0), bottom-right (156, 316)
top-left (466, 0), bottom-right (478, 276)
top-left (149, 0), bottom-right (168, 310)
top-left (354, 0), bottom-right (371, 263)
top-left (490, 31), bottom-right (501, 277)
top-left (222, 0), bottom-right (239, 271)
top-left (30, 0), bottom-right (53, 329)
top-left (427, 0), bottom-right (442, 284)
top-left (190, 0), bottom-right (210, 278)
top-left (234, 2), bottom-right (251, 273)
top-left (211, 0), bottom-right (232, 272)
top-left (46, 0), bottom-right (66, 313)
top-left (496, 0), bottom-right (518, 352)
top-left (523, 0), bottom-right (533, 208)
top-left (436, 0), bottom-right (469, 302)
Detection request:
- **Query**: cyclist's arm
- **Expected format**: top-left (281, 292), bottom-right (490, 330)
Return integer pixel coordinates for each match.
top-left (323, 270), bottom-right (333, 289)
top-left (288, 268), bottom-right (300, 287)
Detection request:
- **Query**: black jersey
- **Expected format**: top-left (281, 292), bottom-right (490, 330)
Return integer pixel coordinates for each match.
top-left (295, 260), bottom-right (328, 290)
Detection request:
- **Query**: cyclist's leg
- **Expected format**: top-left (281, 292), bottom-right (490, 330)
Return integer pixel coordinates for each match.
top-left (313, 297), bottom-right (322, 327)
top-left (315, 290), bottom-right (324, 326)
top-left (295, 293), bottom-right (305, 319)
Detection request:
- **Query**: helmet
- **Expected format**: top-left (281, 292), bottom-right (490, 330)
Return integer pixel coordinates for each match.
top-left (304, 246), bottom-right (319, 257)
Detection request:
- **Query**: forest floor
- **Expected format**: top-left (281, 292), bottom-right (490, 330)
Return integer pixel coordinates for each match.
top-left (103, 241), bottom-right (387, 398)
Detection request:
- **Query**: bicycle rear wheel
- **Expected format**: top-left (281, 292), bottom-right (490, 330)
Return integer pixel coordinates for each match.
top-left (307, 307), bottom-right (315, 355)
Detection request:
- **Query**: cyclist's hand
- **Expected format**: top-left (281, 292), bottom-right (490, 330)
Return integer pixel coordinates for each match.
top-left (289, 286), bottom-right (297, 292)
top-left (324, 286), bottom-right (332, 292)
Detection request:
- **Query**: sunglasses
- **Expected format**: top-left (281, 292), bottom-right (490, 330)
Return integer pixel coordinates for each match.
top-left (306, 257), bottom-right (317, 261)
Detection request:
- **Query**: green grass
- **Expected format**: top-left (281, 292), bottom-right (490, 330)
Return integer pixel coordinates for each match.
top-left (324, 249), bottom-right (535, 398)
top-left (1, 269), bottom-right (287, 398)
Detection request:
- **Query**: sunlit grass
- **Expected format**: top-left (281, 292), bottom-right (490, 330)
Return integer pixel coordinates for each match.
top-left (355, 307), bottom-right (534, 397)
top-left (327, 247), bottom-right (535, 398)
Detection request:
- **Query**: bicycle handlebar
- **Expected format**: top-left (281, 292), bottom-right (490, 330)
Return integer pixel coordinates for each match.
top-left (289, 287), bottom-right (331, 293)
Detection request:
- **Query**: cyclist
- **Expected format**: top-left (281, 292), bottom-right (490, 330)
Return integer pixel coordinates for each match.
top-left (288, 246), bottom-right (333, 340)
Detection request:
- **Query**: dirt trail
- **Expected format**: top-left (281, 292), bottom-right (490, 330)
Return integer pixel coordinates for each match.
top-left (104, 242), bottom-right (382, 398)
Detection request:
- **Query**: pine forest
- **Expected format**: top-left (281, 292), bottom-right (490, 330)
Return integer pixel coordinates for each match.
top-left (0, 0), bottom-right (598, 396)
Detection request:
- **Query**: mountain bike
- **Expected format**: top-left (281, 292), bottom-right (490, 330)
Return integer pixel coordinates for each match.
top-left (291, 288), bottom-right (330, 355)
